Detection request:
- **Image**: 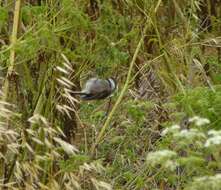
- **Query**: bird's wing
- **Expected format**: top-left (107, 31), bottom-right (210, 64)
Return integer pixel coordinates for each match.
top-left (82, 78), bottom-right (98, 93)
top-left (90, 79), bottom-right (111, 94)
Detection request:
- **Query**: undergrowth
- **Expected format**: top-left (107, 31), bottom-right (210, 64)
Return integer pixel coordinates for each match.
top-left (1, 0), bottom-right (221, 189)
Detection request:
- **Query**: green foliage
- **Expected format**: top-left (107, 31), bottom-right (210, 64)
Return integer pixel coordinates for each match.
top-left (22, 5), bottom-right (47, 24)
top-left (0, 7), bottom-right (8, 29)
top-left (126, 100), bottom-right (154, 122)
top-left (59, 155), bottom-right (90, 172)
top-left (174, 86), bottom-right (221, 128)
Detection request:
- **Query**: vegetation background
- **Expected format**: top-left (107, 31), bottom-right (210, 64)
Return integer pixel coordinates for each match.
top-left (0, 0), bottom-right (221, 189)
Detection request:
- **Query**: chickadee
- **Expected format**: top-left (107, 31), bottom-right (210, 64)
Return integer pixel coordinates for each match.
top-left (71, 78), bottom-right (117, 100)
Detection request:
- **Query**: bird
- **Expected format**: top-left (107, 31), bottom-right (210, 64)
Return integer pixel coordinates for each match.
top-left (71, 77), bottom-right (117, 100)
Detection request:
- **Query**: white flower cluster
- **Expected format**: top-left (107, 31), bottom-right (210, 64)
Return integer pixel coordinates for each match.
top-left (161, 125), bottom-right (180, 136)
top-left (146, 150), bottom-right (178, 171)
top-left (173, 128), bottom-right (206, 140)
top-left (161, 116), bottom-right (221, 149)
top-left (205, 130), bottom-right (221, 148)
top-left (194, 174), bottom-right (221, 182)
top-left (161, 126), bottom-right (206, 142)
top-left (162, 116), bottom-right (210, 141)
top-left (189, 116), bottom-right (210, 126)
top-left (186, 174), bottom-right (221, 190)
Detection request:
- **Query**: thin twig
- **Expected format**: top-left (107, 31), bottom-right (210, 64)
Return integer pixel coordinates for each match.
top-left (105, 97), bottom-right (112, 117)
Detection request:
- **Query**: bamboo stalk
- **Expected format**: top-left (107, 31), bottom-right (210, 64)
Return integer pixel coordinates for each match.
top-left (90, 23), bottom-right (148, 156)
top-left (2, 0), bottom-right (21, 101)
top-left (0, 0), bottom-right (21, 184)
